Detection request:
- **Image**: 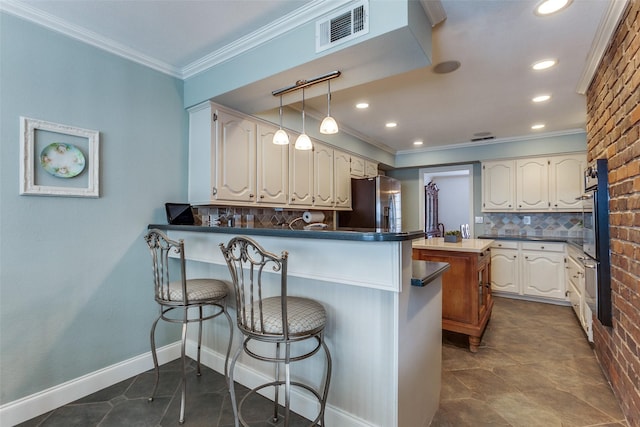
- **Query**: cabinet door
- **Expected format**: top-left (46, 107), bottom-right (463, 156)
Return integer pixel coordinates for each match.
top-left (521, 251), bottom-right (566, 299)
top-left (482, 161), bottom-right (515, 211)
top-left (365, 161), bottom-right (378, 178)
top-left (549, 154), bottom-right (586, 210)
top-left (188, 102), bottom-right (215, 203)
top-left (256, 123), bottom-right (288, 204)
top-left (289, 135), bottom-right (314, 206)
top-left (350, 156), bottom-right (365, 177)
top-left (214, 109), bottom-right (256, 202)
top-left (334, 149), bottom-right (351, 208)
top-left (478, 251), bottom-right (492, 322)
top-left (314, 142), bottom-right (334, 207)
top-left (516, 158), bottom-right (549, 210)
top-left (490, 248), bottom-right (519, 294)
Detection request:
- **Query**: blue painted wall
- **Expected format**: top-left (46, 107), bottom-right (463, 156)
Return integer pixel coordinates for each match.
top-left (0, 13), bottom-right (186, 404)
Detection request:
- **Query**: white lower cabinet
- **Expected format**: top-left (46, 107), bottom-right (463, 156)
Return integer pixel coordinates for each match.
top-left (490, 240), bottom-right (566, 302)
top-left (489, 242), bottom-right (519, 294)
top-left (566, 244), bottom-right (592, 341)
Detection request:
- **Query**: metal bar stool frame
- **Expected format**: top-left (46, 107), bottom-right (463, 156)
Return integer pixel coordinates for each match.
top-left (144, 229), bottom-right (234, 424)
top-left (219, 236), bottom-right (332, 427)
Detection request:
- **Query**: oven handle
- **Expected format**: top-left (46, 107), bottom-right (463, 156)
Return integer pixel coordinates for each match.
top-left (576, 194), bottom-right (594, 201)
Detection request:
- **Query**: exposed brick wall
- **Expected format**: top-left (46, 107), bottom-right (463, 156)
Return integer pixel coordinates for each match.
top-left (586, 1), bottom-right (640, 426)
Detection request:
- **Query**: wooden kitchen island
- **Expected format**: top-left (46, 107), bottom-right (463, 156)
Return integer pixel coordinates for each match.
top-left (413, 237), bottom-right (494, 352)
top-left (149, 224), bottom-right (445, 427)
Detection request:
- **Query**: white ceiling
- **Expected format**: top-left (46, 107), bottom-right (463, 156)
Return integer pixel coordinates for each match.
top-left (4, 0), bottom-right (619, 155)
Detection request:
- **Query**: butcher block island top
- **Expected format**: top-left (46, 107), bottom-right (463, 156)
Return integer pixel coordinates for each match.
top-left (413, 238), bottom-right (494, 352)
top-left (413, 237), bottom-right (493, 253)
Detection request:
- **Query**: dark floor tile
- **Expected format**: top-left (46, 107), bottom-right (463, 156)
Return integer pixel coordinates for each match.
top-left (37, 402), bottom-right (111, 426)
top-left (101, 396), bottom-right (171, 427)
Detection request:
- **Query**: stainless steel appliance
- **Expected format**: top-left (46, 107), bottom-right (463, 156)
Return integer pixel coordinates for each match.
top-left (338, 176), bottom-right (402, 231)
top-left (580, 159), bottom-right (612, 327)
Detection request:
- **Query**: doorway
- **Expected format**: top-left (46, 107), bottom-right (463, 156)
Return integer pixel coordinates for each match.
top-left (418, 164), bottom-right (474, 236)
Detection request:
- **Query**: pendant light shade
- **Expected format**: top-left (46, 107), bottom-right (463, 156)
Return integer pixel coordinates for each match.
top-left (320, 80), bottom-right (339, 135)
top-left (272, 95), bottom-right (290, 145)
top-left (295, 88), bottom-right (313, 150)
top-left (295, 133), bottom-right (313, 150)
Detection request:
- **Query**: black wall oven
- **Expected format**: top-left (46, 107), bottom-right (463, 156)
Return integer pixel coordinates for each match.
top-left (581, 159), bottom-right (612, 327)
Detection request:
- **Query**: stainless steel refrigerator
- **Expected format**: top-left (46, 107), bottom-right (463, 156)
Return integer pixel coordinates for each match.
top-left (338, 176), bottom-right (402, 231)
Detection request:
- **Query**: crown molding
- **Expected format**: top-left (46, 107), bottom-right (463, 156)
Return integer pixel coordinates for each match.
top-left (396, 128), bottom-right (587, 155)
top-left (181, 0), bottom-right (353, 79)
top-left (0, 0), bottom-right (182, 77)
top-left (576, 0), bottom-right (629, 95)
top-left (0, 0), bottom-right (355, 80)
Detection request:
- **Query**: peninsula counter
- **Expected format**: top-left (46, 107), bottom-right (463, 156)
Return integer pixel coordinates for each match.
top-left (149, 225), bottom-right (444, 427)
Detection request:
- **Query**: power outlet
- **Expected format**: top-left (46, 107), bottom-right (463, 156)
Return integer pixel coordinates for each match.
top-left (475, 216), bottom-right (484, 224)
top-left (523, 216), bottom-right (531, 225)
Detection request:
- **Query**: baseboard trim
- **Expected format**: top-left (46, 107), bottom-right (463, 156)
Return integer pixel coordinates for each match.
top-left (2, 341), bottom-right (373, 427)
top-left (0, 342), bottom-right (181, 426)
top-left (191, 342), bottom-right (373, 427)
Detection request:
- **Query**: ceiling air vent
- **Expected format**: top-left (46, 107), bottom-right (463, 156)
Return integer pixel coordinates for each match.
top-left (316, 1), bottom-right (369, 53)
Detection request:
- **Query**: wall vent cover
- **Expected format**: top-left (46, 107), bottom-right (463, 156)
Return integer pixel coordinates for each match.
top-left (316, 1), bottom-right (369, 53)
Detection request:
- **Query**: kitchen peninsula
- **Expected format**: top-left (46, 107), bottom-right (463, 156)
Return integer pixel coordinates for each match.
top-left (148, 224), bottom-right (445, 427)
top-left (413, 237), bottom-right (494, 352)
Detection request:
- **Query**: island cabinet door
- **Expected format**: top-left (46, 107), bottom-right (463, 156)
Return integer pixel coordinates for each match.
top-left (413, 249), bottom-right (476, 325)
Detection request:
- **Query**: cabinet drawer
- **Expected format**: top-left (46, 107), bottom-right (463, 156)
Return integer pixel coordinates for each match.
top-left (521, 241), bottom-right (564, 252)
top-left (490, 240), bottom-right (518, 250)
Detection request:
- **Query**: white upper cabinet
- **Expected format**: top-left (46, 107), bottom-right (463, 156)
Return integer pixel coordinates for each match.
top-left (334, 149), bottom-right (352, 209)
top-left (256, 123), bottom-right (288, 204)
top-left (549, 154), bottom-right (586, 210)
top-left (482, 160), bottom-right (516, 211)
top-left (188, 101), bottom-right (353, 210)
top-left (214, 109), bottom-right (257, 202)
top-left (517, 158), bottom-right (549, 210)
top-left (313, 142), bottom-right (334, 207)
top-left (350, 156), bottom-right (365, 177)
top-left (365, 160), bottom-right (378, 178)
top-left (288, 136), bottom-right (314, 206)
top-left (482, 153), bottom-right (586, 212)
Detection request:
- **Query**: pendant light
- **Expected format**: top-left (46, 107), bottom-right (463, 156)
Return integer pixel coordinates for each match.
top-left (272, 95), bottom-right (289, 145)
top-left (320, 80), bottom-right (338, 134)
top-left (295, 87), bottom-right (313, 150)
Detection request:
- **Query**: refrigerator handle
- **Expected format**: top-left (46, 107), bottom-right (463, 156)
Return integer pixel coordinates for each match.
top-left (388, 194), bottom-right (396, 230)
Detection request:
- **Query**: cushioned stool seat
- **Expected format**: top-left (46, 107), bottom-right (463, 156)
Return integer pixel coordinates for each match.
top-left (220, 236), bottom-right (332, 427)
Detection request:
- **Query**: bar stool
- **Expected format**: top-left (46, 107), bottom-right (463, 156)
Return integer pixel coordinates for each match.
top-left (219, 236), bottom-right (332, 426)
top-left (144, 229), bottom-right (233, 424)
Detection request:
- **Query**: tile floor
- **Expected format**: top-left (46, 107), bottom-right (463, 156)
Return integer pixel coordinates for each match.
top-left (432, 297), bottom-right (627, 427)
top-left (17, 297), bottom-right (627, 427)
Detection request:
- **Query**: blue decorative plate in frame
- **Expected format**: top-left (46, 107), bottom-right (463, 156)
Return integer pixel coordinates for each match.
top-left (40, 143), bottom-right (86, 178)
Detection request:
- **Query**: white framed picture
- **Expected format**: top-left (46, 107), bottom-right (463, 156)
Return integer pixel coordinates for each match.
top-left (19, 117), bottom-right (100, 198)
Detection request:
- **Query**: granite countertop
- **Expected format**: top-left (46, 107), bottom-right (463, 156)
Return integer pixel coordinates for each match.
top-left (411, 261), bottom-right (450, 287)
top-left (412, 237), bottom-right (493, 253)
top-left (148, 224), bottom-right (424, 242)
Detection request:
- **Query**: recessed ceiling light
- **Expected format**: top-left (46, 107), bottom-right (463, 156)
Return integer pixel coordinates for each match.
top-left (535, 0), bottom-right (572, 16)
top-left (531, 123), bottom-right (545, 130)
top-left (356, 102), bottom-right (369, 109)
top-left (413, 140), bottom-right (423, 146)
top-left (386, 122), bottom-right (397, 128)
top-left (532, 59), bottom-right (557, 70)
top-left (532, 95), bottom-right (551, 103)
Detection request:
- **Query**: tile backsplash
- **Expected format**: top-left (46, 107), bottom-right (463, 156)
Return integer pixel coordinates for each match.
top-left (193, 206), bottom-right (334, 230)
top-left (481, 212), bottom-right (584, 238)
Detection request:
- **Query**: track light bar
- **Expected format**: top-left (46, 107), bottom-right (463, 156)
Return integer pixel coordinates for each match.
top-left (272, 70), bottom-right (341, 97)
